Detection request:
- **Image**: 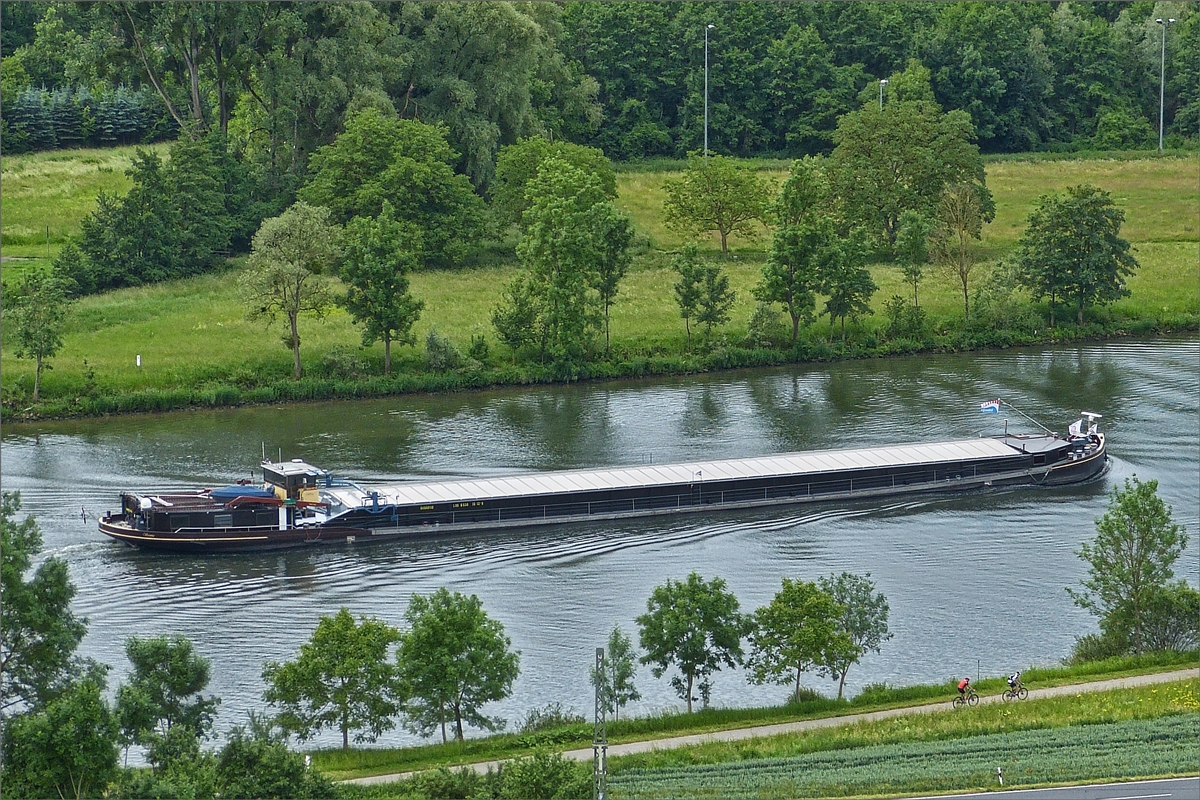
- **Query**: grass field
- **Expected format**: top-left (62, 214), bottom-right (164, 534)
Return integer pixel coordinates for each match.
top-left (1, 147), bottom-right (1196, 415)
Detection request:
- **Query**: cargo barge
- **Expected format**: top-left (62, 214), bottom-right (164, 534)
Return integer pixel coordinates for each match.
top-left (99, 412), bottom-right (1108, 554)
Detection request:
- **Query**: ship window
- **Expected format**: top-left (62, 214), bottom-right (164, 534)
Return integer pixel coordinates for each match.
top-left (1033, 455), bottom-right (1046, 465)
top-left (214, 514), bottom-right (233, 527)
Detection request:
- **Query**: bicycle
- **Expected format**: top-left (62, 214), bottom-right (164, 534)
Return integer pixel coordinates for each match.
top-left (952, 688), bottom-right (979, 708)
top-left (1002, 682), bottom-right (1029, 701)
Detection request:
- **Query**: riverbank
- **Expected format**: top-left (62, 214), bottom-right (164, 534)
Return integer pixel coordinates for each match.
top-left (318, 653), bottom-right (1198, 782)
top-left (2, 152), bottom-right (1196, 422)
top-left (334, 668), bottom-right (1199, 799)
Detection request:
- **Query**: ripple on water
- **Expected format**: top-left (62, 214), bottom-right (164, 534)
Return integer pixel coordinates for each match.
top-left (3, 336), bottom-right (1196, 750)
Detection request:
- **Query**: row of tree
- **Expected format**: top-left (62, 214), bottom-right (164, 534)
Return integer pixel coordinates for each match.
top-left (13, 94), bottom-right (1139, 405)
top-left (3, 3), bottom-right (1196, 162)
top-left (1, 83), bottom-right (175, 153)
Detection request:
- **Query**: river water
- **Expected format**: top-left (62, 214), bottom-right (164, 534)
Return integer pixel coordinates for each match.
top-left (2, 336), bottom-right (1197, 751)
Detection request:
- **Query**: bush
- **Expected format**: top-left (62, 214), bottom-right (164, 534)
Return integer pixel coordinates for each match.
top-left (883, 295), bottom-right (928, 341)
top-left (468, 333), bottom-right (490, 363)
top-left (426, 329), bottom-right (463, 371)
top-left (319, 344), bottom-right (370, 379)
top-left (498, 752), bottom-right (591, 800)
top-left (743, 302), bottom-right (789, 349)
top-left (519, 702), bottom-right (586, 734)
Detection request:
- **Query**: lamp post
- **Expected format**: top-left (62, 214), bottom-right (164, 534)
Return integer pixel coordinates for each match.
top-left (1156, 17), bottom-right (1176, 152)
top-left (879, 79), bottom-right (888, 109)
top-left (704, 23), bottom-right (714, 161)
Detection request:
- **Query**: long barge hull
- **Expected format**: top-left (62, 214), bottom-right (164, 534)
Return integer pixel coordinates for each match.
top-left (99, 433), bottom-right (1107, 554)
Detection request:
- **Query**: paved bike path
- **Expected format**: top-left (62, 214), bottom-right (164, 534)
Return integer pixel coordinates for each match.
top-left (343, 667), bottom-right (1198, 786)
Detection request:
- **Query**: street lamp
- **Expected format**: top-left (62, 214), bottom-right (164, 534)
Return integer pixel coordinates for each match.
top-left (704, 23), bottom-right (715, 161)
top-left (879, 79), bottom-right (888, 109)
top-left (1155, 18), bottom-right (1176, 152)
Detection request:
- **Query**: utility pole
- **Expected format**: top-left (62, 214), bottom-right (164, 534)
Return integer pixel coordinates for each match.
top-left (593, 648), bottom-right (608, 800)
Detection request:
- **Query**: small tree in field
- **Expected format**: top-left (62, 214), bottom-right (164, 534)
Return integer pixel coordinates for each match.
top-left (1015, 184), bottom-right (1137, 326)
top-left (894, 210), bottom-right (931, 308)
top-left (931, 182), bottom-right (987, 320)
top-left (8, 269), bottom-right (71, 403)
top-left (672, 244), bottom-right (705, 345)
top-left (340, 202), bottom-right (425, 375)
top-left (241, 202), bottom-right (341, 380)
top-left (637, 572), bottom-right (749, 713)
top-left (1068, 476), bottom-right (1187, 655)
top-left (262, 608), bottom-right (401, 749)
top-left (663, 154), bottom-right (770, 256)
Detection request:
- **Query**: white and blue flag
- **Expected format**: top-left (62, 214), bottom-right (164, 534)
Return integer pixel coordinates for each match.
top-left (980, 399), bottom-right (1001, 414)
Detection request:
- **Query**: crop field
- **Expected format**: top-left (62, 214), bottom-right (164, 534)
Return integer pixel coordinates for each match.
top-left (608, 713), bottom-right (1200, 799)
top-left (605, 679), bottom-right (1200, 798)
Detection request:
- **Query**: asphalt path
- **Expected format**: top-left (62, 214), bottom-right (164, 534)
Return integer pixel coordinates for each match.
top-left (343, 667), bottom-right (1199, 788)
top-left (902, 776), bottom-right (1200, 799)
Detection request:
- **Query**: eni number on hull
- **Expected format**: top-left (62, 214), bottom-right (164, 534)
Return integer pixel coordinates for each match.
top-left (99, 408), bottom-right (1108, 554)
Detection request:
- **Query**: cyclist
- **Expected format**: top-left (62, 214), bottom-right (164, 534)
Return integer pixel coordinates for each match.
top-left (957, 676), bottom-right (972, 697)
top-left (1007, 670), bottom-right (1022, 690)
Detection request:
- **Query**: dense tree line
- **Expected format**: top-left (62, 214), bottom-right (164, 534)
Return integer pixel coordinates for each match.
top-left (3, 3), bottom-right (1195, 162)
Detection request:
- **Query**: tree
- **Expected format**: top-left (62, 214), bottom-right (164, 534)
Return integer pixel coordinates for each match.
top-left (1, 492), bottom-right (88, 716)
top-left (0, 673), bottom-right (119, 800)
top-left (262, 607), bottom-right (402, 749)
top-left (1014, 184), bottom-right (1138, 326)
top-left (663, 154), bottom-right (771, 256)
top-left (1068, 476), bottom-right (1187, 654)
top-left (672, 244), bottom-right (705, 346)
top-left (828, 99), bottom-right (991, 249)
top-left (816, 572), bottom-right (893, 700)
top-left (396, 588), bottom-right (520, 743)
top-left (637, 572), bottom-right (749, 713)
top-left (492, 136), bottom-right (617, 229)
top-left (819, 228), bottom-right (877, 339)
top-left (747, 579), bottom-right (854, 700)
top-left (299, 108), bottom-right (487, 271)
top-left (8, 268), bottom-right (70, 403)
top-left (115, 635), bottom-right (220, 762)
top-left (78, 149), bottom-right (184, 291)
top-left (696, 260), bottom-right (737, 335)
top-left (340, 202), bottom-right (425, 375)
top-left (931, 182), bottom-right (988, 320)
top-left (758, 221), bottom-right (830, 342)
top-left (516, 157), bottom-right (631, 369)
top-left (241, 202), bottom-right (341, 380)
top-left (589, 627), bottom-right (640, 722)
top-left (491, 273), bottom-right (543, 361)
top-left (593, 205), bottom-right (634, 356)
top-left (894, 210), bottom-right (931, 308)
top-left (1137, 582), bottom-right (1200, 653)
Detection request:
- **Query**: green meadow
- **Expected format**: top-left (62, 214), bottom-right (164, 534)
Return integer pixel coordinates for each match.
top-left (1, 146), bottom-right (1196, 417)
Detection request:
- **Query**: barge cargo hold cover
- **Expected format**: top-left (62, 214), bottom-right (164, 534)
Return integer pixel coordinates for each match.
top-left (99, 421), bottom-right (1108, 554)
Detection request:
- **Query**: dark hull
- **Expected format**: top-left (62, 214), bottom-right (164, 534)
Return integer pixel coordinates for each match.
top-left (98, 437), bottom-right (1108, 554)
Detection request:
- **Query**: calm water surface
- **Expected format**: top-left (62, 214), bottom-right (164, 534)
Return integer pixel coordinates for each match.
top-left (2, 337), bottom-right (1197, 750)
